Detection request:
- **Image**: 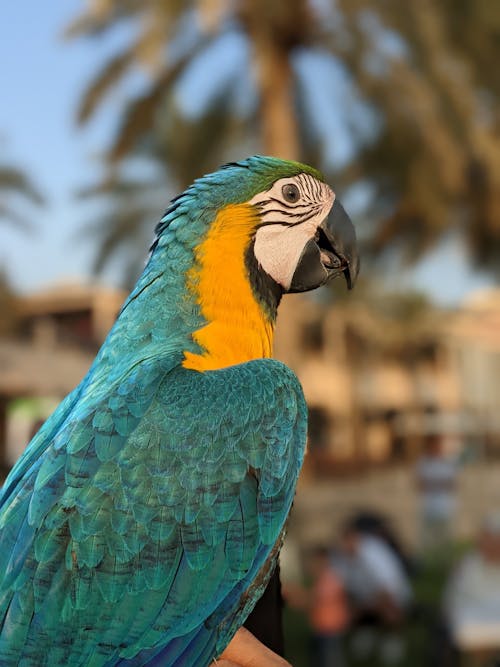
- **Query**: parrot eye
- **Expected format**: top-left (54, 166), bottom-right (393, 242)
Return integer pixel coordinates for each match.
top-left (282, 183), bottom-right (300, 203)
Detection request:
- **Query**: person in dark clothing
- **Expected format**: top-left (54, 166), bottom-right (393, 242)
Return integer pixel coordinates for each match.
top-left (218, 567), bottom-right (290, 666)
top-left (244, 566), bottom-right (286, 656)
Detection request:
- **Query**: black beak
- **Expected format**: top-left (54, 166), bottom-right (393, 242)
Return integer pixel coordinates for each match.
top-left (323, 198), bottom-right (360, 290)
top-left (288, 198), bottom-right (359, 293)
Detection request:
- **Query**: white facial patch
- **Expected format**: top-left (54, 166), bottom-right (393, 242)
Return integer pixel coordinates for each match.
top-left (250, 174), bottom-right (334, 289)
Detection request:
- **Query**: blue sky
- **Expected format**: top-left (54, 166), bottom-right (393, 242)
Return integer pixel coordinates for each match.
top-left (0, 1), bottom-right (128, 291)
top-left (0, 2), bottom-right (494, 304)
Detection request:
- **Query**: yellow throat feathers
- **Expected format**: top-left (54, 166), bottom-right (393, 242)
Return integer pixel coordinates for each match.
top-left (182, 203), bottom-right (275, 372)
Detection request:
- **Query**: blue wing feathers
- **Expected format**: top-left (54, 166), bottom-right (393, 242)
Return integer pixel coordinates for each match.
top-left (0, 357), bottom-right (307, 665)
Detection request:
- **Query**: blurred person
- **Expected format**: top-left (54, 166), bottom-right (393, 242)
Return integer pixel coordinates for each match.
top-left (442, 513), bottom-right (500, 663)
top-left (285, 545), bottom-right (349, 667)
top-left (334, 522), bottom-right (413, 665)
top-left (349, 511), bottom-right (415, 577)
top-left (415, 433), bottom-right (459, 555)
top-left (308, 545), bottom-right (349, 667)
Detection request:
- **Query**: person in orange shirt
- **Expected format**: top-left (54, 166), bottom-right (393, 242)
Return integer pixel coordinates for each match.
top-left (309, 546), bottom-right (350, 666)
top-left (285, 545), bottom-right (349, 667)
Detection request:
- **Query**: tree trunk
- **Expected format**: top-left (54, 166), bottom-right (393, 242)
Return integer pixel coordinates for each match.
top-left (242, 1), bottom-right (300, 160)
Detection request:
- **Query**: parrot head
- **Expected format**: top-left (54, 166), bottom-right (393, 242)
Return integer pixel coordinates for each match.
top-left (245, 162), bottom-right (358, 295)
top-left (148, 155), bottom-right (359, 371)
top-left (156, 155), bottom-right (358, 292)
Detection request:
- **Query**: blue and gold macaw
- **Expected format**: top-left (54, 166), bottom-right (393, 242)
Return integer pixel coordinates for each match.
top-left (0, 156), bottom-right (358, 666)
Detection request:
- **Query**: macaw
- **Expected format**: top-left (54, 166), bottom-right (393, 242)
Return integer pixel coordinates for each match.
top-left (0, 156), bottom-right (358, 666)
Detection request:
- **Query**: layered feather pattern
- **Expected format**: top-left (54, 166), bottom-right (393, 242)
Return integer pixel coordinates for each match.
top-left (0, 358), bottom-right (306, 666)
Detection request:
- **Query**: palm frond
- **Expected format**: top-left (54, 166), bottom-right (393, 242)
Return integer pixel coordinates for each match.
top-left (157, 84), bottom-right (249, 187)
top-left (0, 167), bottom-right (44, 205)
top-left (108, 35), bottom-right (213, 163)
top-left (63, 0), bottom-right (143, 39)
top-left (76, 177), bottom-right (164, 199)
top-left (0, 203), bottom-right (36, 232)
top-left (77, 51), bottom-right (134, 124)
top-left (83, 203), bottom-right (158, 283)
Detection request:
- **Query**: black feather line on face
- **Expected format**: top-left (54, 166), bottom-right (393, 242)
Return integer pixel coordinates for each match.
top-left (254, 208), bottom-right (320, 230)
top-left (255, 220), bottom-right (295, 229)
top-left (244, 240), bottom-right (283, 321)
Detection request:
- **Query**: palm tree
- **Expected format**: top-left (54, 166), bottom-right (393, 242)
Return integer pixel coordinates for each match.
top-left (66, 0), bottom-right (500, 282)
top-left (66, 0), bottom-right (315, 164)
